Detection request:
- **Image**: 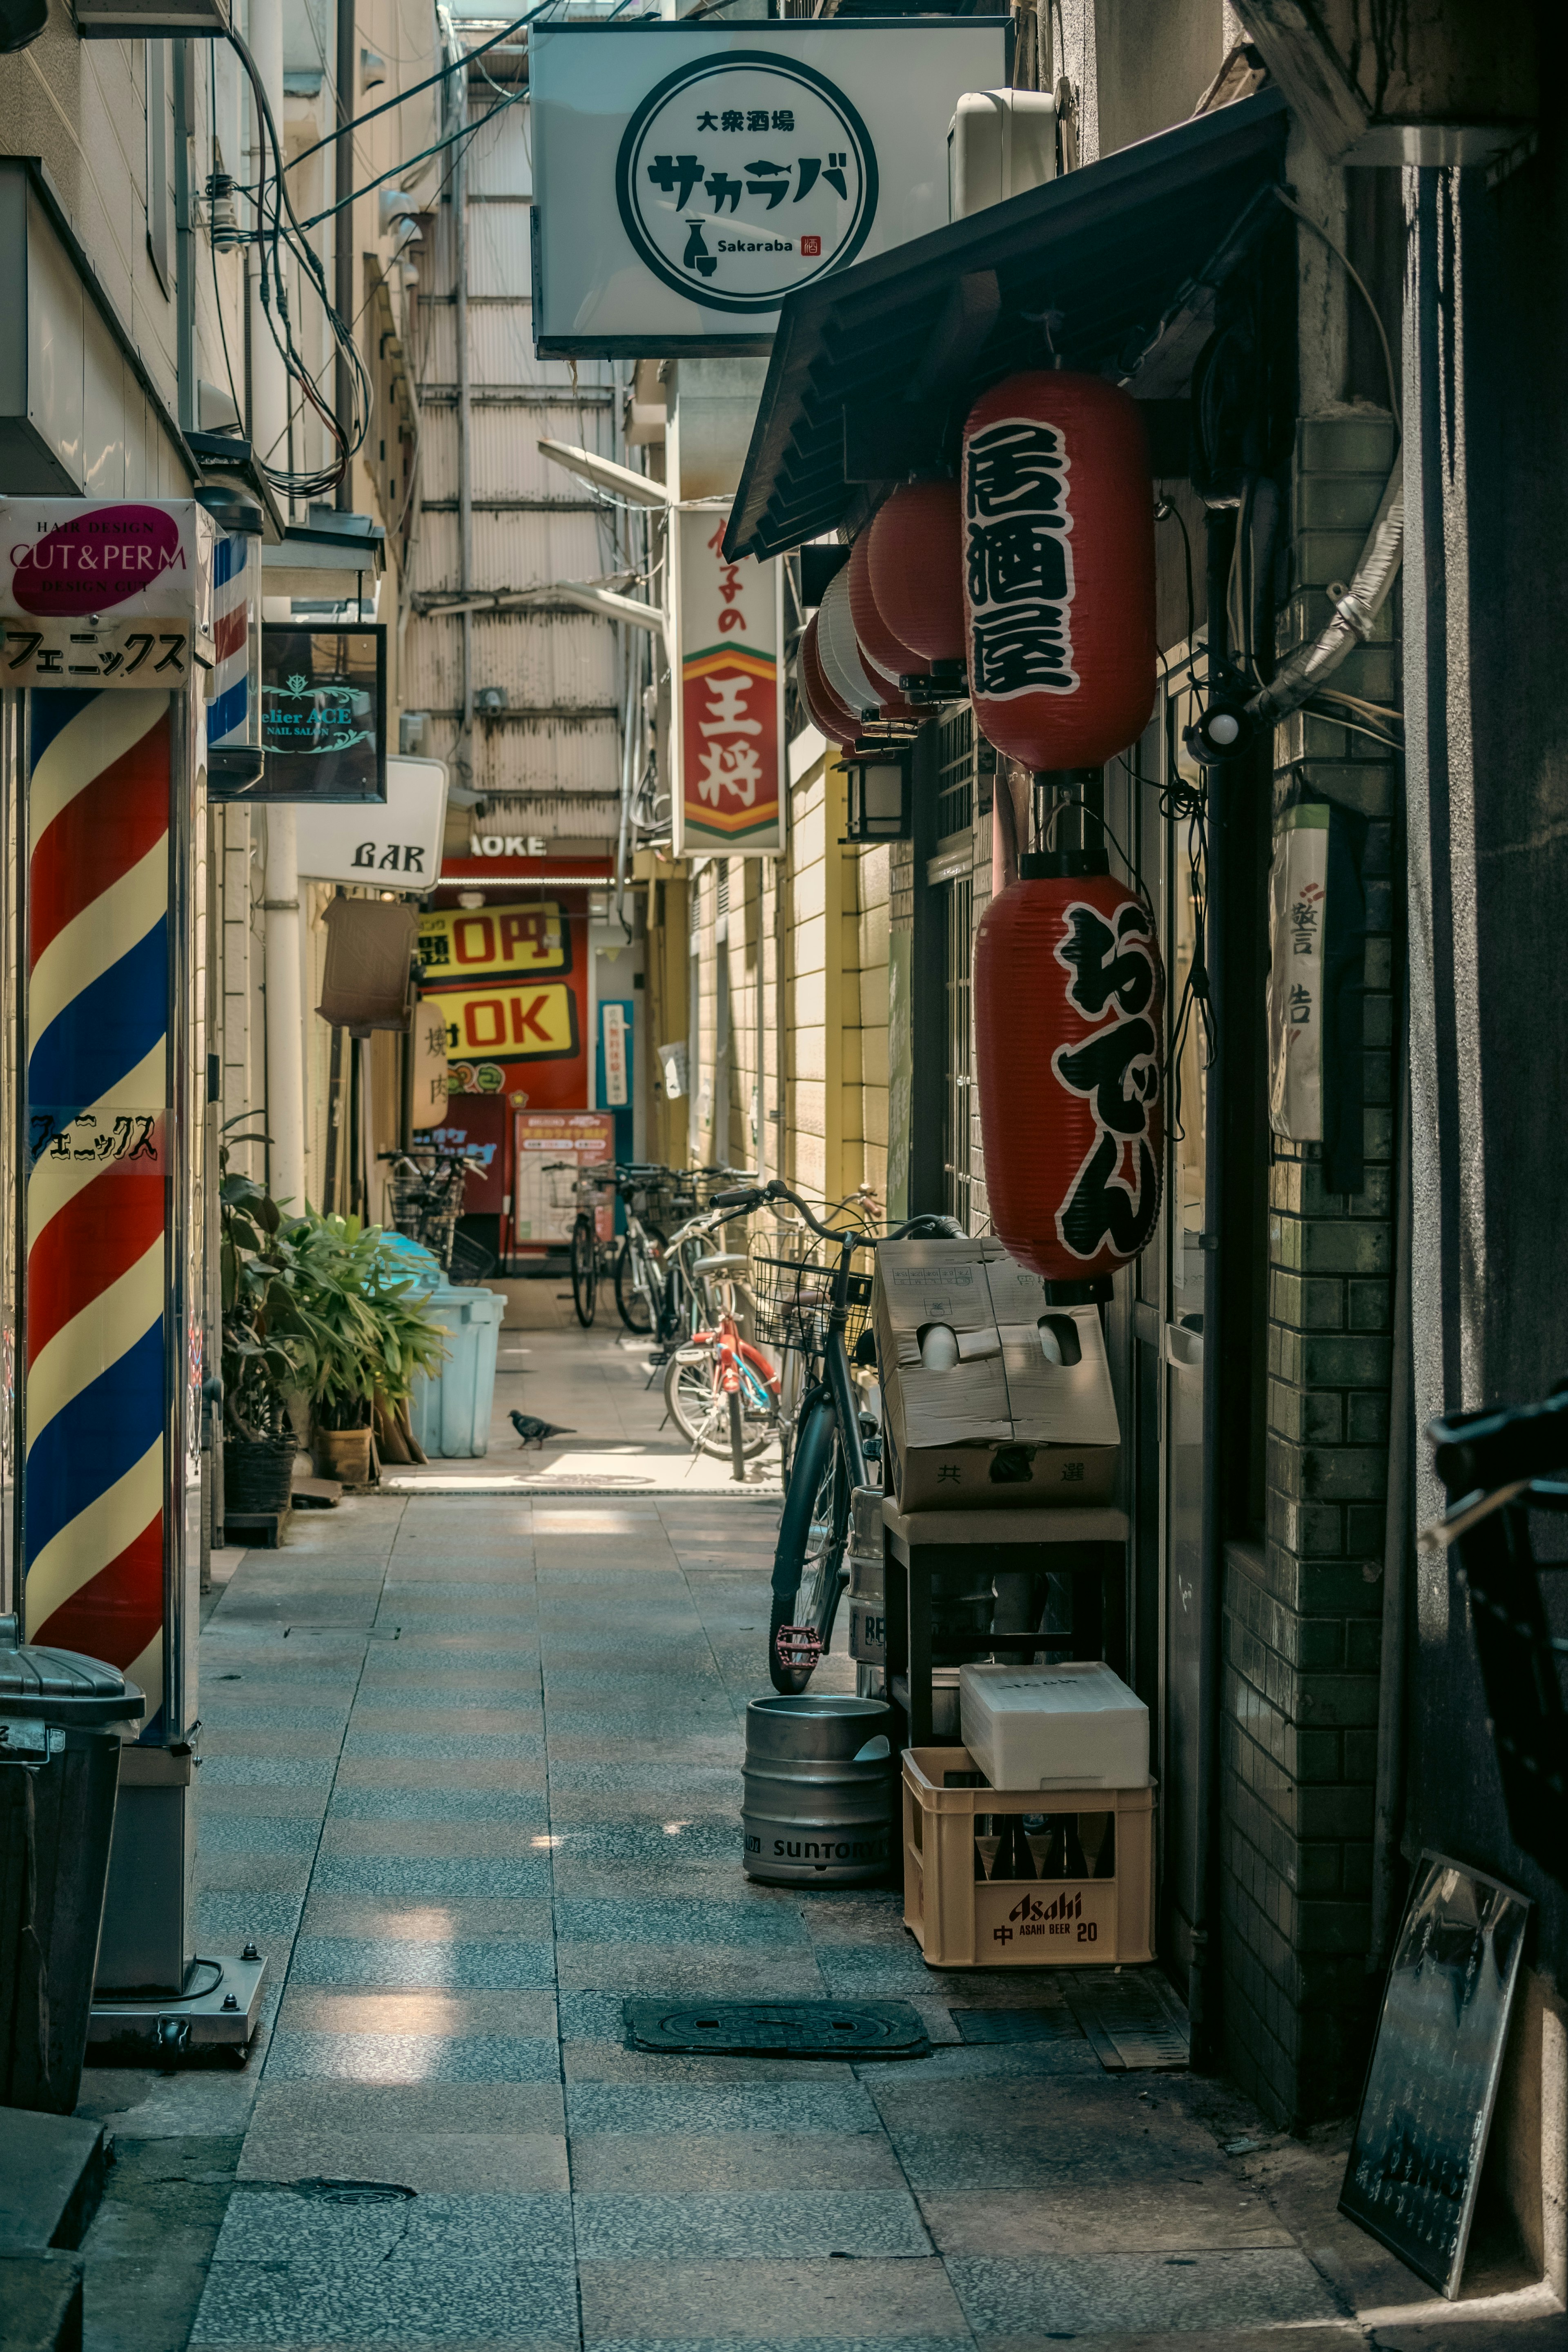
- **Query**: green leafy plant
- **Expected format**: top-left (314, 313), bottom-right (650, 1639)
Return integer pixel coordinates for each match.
top-left (289, 1210), bottom-right (447, 1432)
top-left (220, 1156), bottom-right (318, 1445)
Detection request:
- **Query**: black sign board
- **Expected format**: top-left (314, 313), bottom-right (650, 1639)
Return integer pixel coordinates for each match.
top-left (238, 625), bottom-right (386, 803)
top-left (1341, 1853), bottom-right (1529, 2299)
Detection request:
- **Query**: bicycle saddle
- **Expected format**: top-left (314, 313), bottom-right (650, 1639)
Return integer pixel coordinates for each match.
top-left (690, 1252), bottom-right (751, 1276)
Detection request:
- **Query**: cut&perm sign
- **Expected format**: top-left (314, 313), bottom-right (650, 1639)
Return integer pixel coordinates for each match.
top-left (673, 508), bottom-right (783, 857)
top-left (530, 21), bottom-right (1009, 355)
top-left (0, 499), bottom-right (215, 685)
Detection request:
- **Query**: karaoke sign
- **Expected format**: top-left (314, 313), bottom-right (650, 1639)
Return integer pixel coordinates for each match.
top-left (0, 500), bottom-right (215, 685)
top-left (673, 507), bottom-right (784, 858)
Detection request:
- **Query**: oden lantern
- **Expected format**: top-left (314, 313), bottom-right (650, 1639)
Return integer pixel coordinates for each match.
top-left (973, 847), bottom-right (1165, 1288)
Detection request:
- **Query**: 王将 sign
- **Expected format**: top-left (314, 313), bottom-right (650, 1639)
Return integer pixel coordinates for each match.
top-left (529, 22), bottom-right (1009, 355)
top-left (672, 510), bottom-right (784, 856)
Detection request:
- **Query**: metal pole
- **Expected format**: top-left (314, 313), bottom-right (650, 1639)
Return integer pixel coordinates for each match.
top-left (334, 0), bottom-right (356, 508)
top-left (454, 48), bottom-right (474, 800)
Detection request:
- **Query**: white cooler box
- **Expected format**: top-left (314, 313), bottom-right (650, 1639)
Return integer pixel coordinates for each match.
top-left (959, 1661), bottom-right (1149, 1789)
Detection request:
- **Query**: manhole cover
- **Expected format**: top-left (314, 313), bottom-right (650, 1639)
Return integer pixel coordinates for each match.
top-left (1063, 1970), bottom-right (1190, 2071)
top-left (951, 2007), bottom-right (1083, 2045)
top-left (624, 1999), bottom-right (929, 2059)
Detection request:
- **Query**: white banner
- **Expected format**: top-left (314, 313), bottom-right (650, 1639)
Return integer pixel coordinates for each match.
top-left (1267, 803), bottom-right (1330, 1142)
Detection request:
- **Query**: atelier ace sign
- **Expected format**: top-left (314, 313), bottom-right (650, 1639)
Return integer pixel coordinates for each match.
top-left (530, 20), bottom-right (1009, 356)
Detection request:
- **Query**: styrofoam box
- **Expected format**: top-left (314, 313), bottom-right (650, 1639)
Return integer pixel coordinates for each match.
top-left (959, 1661), bottom-right (1149, 1790)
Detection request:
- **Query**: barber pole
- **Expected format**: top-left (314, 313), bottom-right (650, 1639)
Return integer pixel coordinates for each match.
top-left (24, 691), bottom-right (173, 1727)
top-left (207, 533), bottom-right (251, 748)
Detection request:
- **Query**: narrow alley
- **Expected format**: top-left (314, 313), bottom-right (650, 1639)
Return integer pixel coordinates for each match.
top-left (64, 1441), bottom-right (1561, 2352)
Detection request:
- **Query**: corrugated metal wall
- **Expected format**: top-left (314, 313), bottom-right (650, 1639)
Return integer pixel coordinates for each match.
top-left (403, 94), bottom-right (627, 818)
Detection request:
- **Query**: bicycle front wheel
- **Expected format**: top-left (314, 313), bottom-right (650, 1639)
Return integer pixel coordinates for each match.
top-left (615, 1224), bottom-right (666, 1333)
top-left (664, 1349), bottom-right (774, 1459)
top-left (768, 1390), bottom-right (848, 1694)
top-left (570, 1215), bottom-right (599, 1327)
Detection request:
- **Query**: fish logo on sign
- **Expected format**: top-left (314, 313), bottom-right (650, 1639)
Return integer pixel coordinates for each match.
top-left (617, 51), bottom-right (878, 313)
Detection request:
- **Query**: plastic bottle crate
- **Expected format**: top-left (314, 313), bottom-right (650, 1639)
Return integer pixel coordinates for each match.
top-left (901, 1744), bottom-right (1155, 1968)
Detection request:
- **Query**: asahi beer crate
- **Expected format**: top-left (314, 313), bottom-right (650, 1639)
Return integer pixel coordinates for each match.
top-left (901, 1744), bottom-right (1154, 1968)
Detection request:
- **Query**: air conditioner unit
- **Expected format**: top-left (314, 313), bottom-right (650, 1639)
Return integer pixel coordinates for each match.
top-left (948, 88), bottom-right (1057, 220)
top-left (75, 0), bottom-right (232, 36)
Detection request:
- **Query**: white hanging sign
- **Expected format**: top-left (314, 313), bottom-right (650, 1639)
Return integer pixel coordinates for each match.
top-left (0, 499), bottom-right (215, 685)
top-left (294, 756), bottom-right (450, 891)
top-left (671, 506), bottom-right (784, 857)
top-left (601, 1002), bottom-right (629, 1107)
top-left (529, 22), bottom-right (1009, 354)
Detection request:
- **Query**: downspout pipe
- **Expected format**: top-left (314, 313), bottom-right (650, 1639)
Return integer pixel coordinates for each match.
top-left (449, 12), bottom-right (474, 801)
top-left (1245, 465), bottom-right (1403, 727)
top-left (1370, 1000), bottom-right (1412, 1964)
top-left (1191, 504), bottom-right (1236, 2071)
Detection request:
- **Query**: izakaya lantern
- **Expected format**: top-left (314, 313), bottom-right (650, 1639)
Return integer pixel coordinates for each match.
top-left (799, 615), bottom-right (857, 751)
top-left (962, 372), bottom-right (1156, 768)
top-left (819, 568), bottom-right (920, 723)
top-left (848, 530), bottom-right (929, 688)
top-left (974, 849), bottom-right (1164, 1285)
top-left (867, 481), bottom-right (966, 668)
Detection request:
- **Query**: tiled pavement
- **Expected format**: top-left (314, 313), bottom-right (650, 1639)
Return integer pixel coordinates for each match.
top-left (74, 1481), bottom-right (1567, 2351)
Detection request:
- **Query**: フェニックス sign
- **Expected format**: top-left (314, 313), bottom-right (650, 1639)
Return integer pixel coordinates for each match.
top-left (529, 20), bottom-right (1009, 355)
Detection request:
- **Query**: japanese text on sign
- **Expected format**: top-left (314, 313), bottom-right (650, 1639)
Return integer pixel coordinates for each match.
top-left (675, 509), bottom-right (782, 855)
top-left (964, 416), bottom-right (1080, 702)
top-left (1050, 901), bottom-right (1161, 1263)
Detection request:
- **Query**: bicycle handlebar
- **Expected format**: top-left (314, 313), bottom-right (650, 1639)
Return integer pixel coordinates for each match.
top-left (711, 1180), bottom-right (968, 1251)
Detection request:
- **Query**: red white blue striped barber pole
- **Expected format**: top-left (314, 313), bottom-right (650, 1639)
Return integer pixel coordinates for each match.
top-left (24, 689), bottom-right (171, 1731)
top-left (208, 531), bottom-right (252, 751)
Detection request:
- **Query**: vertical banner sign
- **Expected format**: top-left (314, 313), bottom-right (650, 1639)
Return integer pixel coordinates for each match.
top-left (1267, 804), bottom-right (1328, 1142)
top-left (673, 508), bottom-right (784, 856)
top-left (602, 1003), bottom-right (629, 1107)
top-left (23, 691), bottom-right (173, 1722)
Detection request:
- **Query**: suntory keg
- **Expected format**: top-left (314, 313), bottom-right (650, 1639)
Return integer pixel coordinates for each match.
top-left (742, 1694), bottom-right (896, 1885)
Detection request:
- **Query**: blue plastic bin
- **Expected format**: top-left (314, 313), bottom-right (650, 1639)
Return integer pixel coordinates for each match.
top-left (408, 1285), bottom-right (506, 1458)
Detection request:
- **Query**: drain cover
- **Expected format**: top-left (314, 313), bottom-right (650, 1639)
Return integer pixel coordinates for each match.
top-left (1062, 1969), bottom-right (1190, 2071)
top-left (294, 2179), bottom-right (416, 2204)
top-left (951, 2006), bottom-right (1083, 2045)
top-left (624, 1999), bottom-right (929, 2059)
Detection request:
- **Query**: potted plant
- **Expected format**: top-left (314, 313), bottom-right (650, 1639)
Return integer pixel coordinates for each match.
top-left (220, 1161), bottom-right (317, 1518)
top-left (291, 1212), bottom-right (446, 1485)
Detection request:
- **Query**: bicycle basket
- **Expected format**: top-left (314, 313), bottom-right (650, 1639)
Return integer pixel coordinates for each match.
top-left (747, 1240), bottom-right (873, 1353)
top-left (448, 1226), bottom-right (497, 1287)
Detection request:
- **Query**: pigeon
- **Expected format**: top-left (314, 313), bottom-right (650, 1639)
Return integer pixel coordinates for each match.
top-left (511, 1410), bottom-right (575, 1448)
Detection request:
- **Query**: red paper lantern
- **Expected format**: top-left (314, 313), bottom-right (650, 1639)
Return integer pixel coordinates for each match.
top-left (867, 481), bottom-right (965, 667)
top-left (799, 616), bottom-right (857, 751)
top-left (849, 530), bottom-right (929, 687)
top-left (962, 372), bottom-right (1156, 770)
top-left (974, 851), bottom-right (1164, 1284)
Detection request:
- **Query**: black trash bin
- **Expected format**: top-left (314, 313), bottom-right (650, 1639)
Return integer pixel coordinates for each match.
top-left (0, 1619), bottom-right (144, 2114)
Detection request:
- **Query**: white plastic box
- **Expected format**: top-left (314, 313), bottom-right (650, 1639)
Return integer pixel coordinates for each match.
top-left (959, 1661), bottom-right (1149, 1790)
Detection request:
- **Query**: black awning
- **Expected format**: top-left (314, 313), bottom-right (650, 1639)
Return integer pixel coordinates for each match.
top-left (725, 87), bottom-right (1288, 562)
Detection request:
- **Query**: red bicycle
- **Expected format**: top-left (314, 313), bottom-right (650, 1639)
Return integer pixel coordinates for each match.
top-left (661, 1205), bottom-right (780, 1480)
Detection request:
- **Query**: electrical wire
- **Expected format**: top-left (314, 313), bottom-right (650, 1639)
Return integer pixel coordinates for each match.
top-left (1273, 186), bottom-right (1401, 431)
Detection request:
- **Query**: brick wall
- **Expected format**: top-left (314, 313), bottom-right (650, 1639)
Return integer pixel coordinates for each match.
top-left (1220, 411), bottom-right (1400, 2127)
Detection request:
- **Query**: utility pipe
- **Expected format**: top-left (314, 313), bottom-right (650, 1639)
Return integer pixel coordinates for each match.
top-left (249, 0), bottom-right (307, 1211)
top-left (1190, 506), bottom-right (1236, 2070)
top-left (334, 0), bottom-right (356, 506)
top-left (1369, 1004), bottom-right (1413, 1964)
top-left (454, 42), bottom-right (474, 801)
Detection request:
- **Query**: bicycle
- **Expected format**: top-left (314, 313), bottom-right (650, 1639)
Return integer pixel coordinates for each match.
top-left (708, 1176), bottom-right (964, 1692)
top-left (658, 1201), bottom-right (780, 1476)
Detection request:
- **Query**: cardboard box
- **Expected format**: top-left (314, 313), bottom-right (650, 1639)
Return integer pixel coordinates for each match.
top-left (873, 1239), bottom-right (1120, 1513)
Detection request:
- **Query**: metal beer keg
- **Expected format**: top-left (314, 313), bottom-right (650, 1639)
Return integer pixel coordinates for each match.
top-left (742, 1694), bottom-right (896, 1885)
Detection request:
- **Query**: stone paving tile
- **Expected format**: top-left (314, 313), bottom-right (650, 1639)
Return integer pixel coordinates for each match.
top-left (265, 2031), bottom-right (562, 2083)
top-left (572, 2189), bottom-right (932, 2261)
top-left (298, 1897), bottom-right (556, 1940)
top-left (568, 2132), bottom-right (912, 2196)
top-left (555, 1899), bottom-right (809, 1948)
top-left (238, 2128), bottom-right (570, 2195)
top-left (555, 1946), bottom-right (827, 1998)
top-left (290, 1937), bottom-right (558, 1990)
top-left (918, 2184), bottom-right (1294, 2256)
top-left (319, 1817), bottom-right (545, 1858)
top-left (277, 1987), bottom-right (557, 2035)
top-left (310, 1854), bottom-right (553, 1900)
top-left (196, 1853), bottom-right (319, 1894)
top-left (577, 2258), bottom-right (970, 2341)
top-left (332, 1754), bottom-right (548, 1792)
top-left (566, 2081), bottom-right (884, 2137)
top-left (194, 1890), bottom-right (307, 1942)
top-left (200, 1783), bottom-right (331, 1819)
top-left (247, 2081), bottom-right (567, 2138)
top-left (944, 2250), bottom-right (1342, 2336)
top-left (326, 1786), bottom-right (550, 1824)
top-left (197, 1812), bottom-right (325, 1855)
top-left (341, 1730), bottom-right (546, 1760)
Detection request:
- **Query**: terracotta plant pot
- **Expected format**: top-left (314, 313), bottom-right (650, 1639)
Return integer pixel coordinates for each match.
top-left (316, 1427), bottom-right (373, 1485)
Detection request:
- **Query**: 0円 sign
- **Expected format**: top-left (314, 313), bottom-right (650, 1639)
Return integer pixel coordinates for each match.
top-left (619, 54), bottom-right (874, 314)
top-left (530, 22), bottom-right (1008, 355)
top-left (673, 509), bottom-right (783, 857)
